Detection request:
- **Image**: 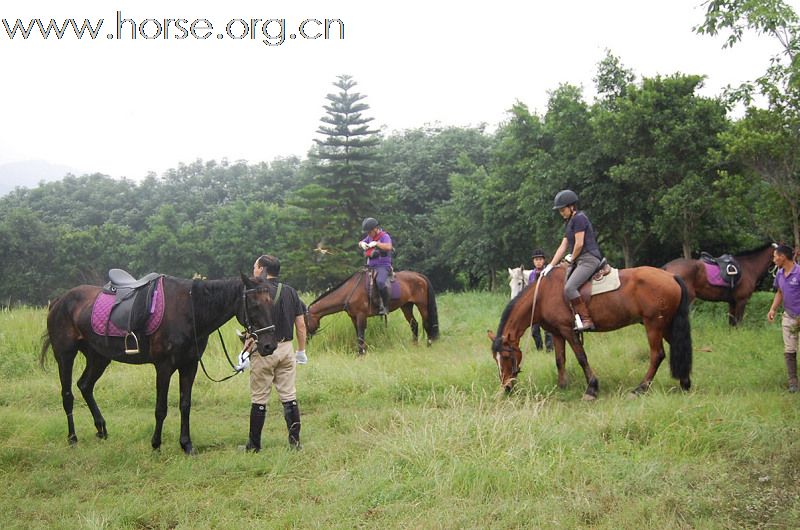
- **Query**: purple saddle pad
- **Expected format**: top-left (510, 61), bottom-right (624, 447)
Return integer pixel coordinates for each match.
top-left (703, 262), bottom-right (728, 288)
top-left (91, 276), bottom-right (165, 337)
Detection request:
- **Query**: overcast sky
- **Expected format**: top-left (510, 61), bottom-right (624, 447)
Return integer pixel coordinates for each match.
top-left (1, 0), bottom-right (792, 181)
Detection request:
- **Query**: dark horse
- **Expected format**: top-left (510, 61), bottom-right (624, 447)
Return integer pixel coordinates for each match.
top-left (489, 265), bottom-right (692, 399)
top-left (40, 274), bottom-right (278, 454)
top-left (663, 243), bottom-right (776, 325)
top-left (306, 269), bottom-right (439, 355)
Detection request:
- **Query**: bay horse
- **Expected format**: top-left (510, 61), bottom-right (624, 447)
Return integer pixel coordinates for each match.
top-left (489, 264), bottom-right (692, 399)
top-left (306, 269), bottom-right (439, 355)
top-left (663, 243), bottom-right (776, 325)
top-left (40, 274), bottom-right (278, 454)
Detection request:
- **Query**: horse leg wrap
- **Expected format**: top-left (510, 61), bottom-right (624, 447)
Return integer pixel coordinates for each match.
top-left (282, 400), bottom-right (301, 449)
top-left (247, 403), bottom-right (266, 452)
top-left (785, 352), bottom-right (798, 392)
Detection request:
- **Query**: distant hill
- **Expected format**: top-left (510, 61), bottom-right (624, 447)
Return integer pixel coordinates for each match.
top-left (0, 160), bottom-right (79, 196)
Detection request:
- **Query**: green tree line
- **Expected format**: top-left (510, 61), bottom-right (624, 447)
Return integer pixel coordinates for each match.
top-left (3, 1), bottom-right (800, 304)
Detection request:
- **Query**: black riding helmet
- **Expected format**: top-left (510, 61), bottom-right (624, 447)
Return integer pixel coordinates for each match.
top-left (531, 249), bottom-right (546, 259)
top-left (552, 189), bottom-right (578, 210)
top-left (362, 217), bottom-right (379, 232)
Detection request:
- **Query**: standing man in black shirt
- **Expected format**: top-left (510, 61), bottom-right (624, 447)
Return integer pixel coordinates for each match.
top-left (244, 254), bottom-right (307, 451)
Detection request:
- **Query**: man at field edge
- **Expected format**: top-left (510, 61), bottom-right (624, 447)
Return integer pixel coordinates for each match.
top-left (767, 244), bottom-right (800, 393)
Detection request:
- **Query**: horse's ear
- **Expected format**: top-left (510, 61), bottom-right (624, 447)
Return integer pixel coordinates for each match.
top-left (241, 272), bottom-right (253, 287)
top-left (487, 330), bottom-right (496, 341)
top-left (508, 268), bottom-right (513, 275)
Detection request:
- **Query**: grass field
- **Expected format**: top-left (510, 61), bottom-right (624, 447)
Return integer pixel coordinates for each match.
top-left (1, 291), bottom-right (799, 529)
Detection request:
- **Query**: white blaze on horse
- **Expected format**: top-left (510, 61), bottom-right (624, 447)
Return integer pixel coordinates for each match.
top-left (507, 266), bottom-right (533, 299)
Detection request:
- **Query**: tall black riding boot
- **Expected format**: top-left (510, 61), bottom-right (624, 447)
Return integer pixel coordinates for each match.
top-left (378, 286), bottom-right (391, 316)
top-left (247, 403), bottom-right (266, 452)
top-left (282, 400), bottom-right (302, 449)
top-left (785, 352), bottom-right (798, 393)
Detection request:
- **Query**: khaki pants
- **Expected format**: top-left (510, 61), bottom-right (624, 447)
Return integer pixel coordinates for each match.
top-left (782, 312), bottom-right (799, 354)
top-left (249, 341), bottom-right (296, 405)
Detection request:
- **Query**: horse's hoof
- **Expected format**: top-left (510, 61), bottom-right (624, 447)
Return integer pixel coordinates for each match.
top-left (680, 378), bottom-right (691, 391)
top-left (96, 431), bottom-right (108, 440)
top-left (68, 435), bottom-right (78, 446)
top-left (182, 445), bottom-right (196, 456)
top-left (558, 381), bottom-right (568, 390)
top-left (581, 393), bottom-right (596, 401)
top-left (426, 340), bottom-right (432, 347)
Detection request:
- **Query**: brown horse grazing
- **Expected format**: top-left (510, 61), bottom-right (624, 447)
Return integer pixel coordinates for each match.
top-left (663, 243), bottom-right (776, 326)
top-left (306, 269), bottom-right (439, 355)
top-left (488, 265), bottom-right (692, 399)
top-left (40, 274), bottom-right (278, 454)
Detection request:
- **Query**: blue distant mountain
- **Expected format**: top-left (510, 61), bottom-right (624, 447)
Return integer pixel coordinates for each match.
top-left (0, 160), bottom-right (79, 196)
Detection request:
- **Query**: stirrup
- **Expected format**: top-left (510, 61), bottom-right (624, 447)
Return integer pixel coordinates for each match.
top-left (124, 332), bottom-right (140, 354)
top-left (573, 315), bottom-right (595, 332)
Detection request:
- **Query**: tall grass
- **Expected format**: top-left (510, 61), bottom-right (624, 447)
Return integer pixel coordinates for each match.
top-left (1, 292), bottom-right (799, 529)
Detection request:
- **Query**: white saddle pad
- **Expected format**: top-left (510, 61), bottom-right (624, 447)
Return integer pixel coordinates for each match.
top-left (591, 267), bottom-right (620, 295)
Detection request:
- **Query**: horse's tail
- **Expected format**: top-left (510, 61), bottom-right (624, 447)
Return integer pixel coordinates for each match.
top-left (40, 332), bottom-right (52, 369)
top-left (39, 297), bottom-right (58, 369)
top-left (422, 274), bottom-right (440, 340)
top-left (668, 275), bottom-right (693, 380)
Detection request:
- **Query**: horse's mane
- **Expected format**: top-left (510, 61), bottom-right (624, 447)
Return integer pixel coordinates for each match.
top-left (181, 276), bottom-right (251, 324)
top-left (310, 272), bottom-right (359, 306)
top-left (735, 243), bottom-right (774, 257)
top-left (495, 292), bottom-right (523, 343)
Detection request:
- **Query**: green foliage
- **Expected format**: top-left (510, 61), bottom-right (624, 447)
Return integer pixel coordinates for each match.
top-left (292, 75), bottom-right (383, 289)
top-left (696, 0), bottom-right (800, 247)
top-left (0, 53), bottom-right (795, 303)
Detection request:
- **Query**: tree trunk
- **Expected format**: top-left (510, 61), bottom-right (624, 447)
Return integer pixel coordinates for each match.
top-left (622, 236), bottom-right (633, 269)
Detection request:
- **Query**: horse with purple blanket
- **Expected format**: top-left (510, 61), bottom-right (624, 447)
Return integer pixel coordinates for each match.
top-left (305, 269), bottom-right (439, 355)
top-left (40, 271), bottom-right (278, 454)
top-left (664, 243), bottom-right (776, 326)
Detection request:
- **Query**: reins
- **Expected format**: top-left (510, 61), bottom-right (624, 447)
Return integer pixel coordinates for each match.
top-left (343, 270), bottom-right (365, 311)
top-left (530, 274), bottom-right (542, 332)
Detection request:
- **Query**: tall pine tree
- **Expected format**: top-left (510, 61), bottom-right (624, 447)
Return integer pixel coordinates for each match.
top-left (291, 74), bottom-right (382, 289)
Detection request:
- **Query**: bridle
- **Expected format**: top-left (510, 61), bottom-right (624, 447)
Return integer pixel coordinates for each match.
top-left (241, 286), bottom-right (276, 346)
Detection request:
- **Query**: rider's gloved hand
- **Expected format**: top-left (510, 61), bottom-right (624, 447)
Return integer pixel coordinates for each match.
top-left (295, 350), bottom-right (308, 365)
top-left (358, 241), bottom-right (368, 250)
top-left (564, 254), bottom-right (573, 264)
top-left (541, 264), bottom-right (554, 276)
top-left (367, 241), bottom-right (378, 248)
top-left (235, 349), bottom-right (251, 372)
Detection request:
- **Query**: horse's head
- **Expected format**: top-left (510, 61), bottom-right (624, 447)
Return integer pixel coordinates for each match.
top-left (239, 275), bottom-right (278, 356)
top-left (508, 266), bottom-right (526, 299)
top-left (487, 330), bottom-right (522, 393)
top-left (305, 306), bottom-right (320, 338)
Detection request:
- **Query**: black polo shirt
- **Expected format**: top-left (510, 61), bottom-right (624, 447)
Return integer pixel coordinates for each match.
top-left (264, 278), bottom-right (304, 343)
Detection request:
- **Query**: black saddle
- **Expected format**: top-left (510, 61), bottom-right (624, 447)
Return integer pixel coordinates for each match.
top-left (102, 269), bottom-right (163, 351)
top-left (700, 252), bottom-right (741, 288)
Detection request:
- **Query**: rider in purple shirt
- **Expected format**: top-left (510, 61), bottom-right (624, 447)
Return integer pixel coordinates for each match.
top-left (359, 217), bottom-right (393, 315)
top-left (529, 249), bottom-right (553, 351)
top-left (768, 244), bottom-right (800, 392)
